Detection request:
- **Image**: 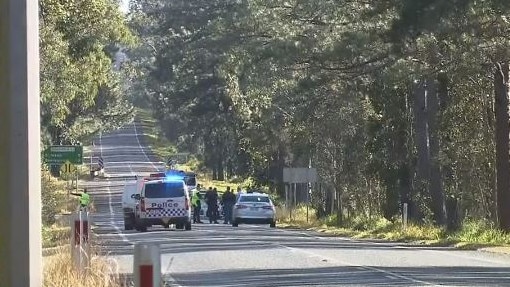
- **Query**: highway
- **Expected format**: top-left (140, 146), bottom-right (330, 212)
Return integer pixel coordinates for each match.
top-left (85, 121), bottom-right (510, 286)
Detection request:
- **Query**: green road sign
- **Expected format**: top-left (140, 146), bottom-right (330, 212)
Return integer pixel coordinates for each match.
top-left (44, 145), bottom-right (83, 164)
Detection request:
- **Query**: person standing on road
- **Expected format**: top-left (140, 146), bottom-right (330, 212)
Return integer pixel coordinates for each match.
top-left (205, 187), bottom-right (219, 224)
top-left (222, 186), bottom-right (236, 224)
top-left (191, 188), bottom-right (203, 223)
top-left (205, 187), bottom-right (213, 219)
top-left (236, 186), bottom-right (243, 200)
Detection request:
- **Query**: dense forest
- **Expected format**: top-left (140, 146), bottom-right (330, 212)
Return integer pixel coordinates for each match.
top-left (127, 0), bottom-right (510, 231)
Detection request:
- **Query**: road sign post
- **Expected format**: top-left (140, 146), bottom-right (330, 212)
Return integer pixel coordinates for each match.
top-left (98, 156), bottom-right (104, 170)
top-left (60, 160), bottom-right (77, 176)
top-left (283, 168), bottom-right (317, 221)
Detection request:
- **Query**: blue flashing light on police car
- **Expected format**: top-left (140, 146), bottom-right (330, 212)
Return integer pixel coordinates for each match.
top-left (165, 174), bottom-right (185, 181)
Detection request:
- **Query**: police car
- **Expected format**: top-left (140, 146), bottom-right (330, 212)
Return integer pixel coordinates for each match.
top-left (133, 177), bottom-right (192, 232)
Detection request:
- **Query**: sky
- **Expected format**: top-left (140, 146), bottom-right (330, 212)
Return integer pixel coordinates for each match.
top-left (120, 0), bottom-right (129, 13)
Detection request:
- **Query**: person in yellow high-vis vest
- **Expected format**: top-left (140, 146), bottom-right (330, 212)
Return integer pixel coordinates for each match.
top-left (71, 188), bottom-right (91, 210)
top-left (191, 189), bottom-right (203, 223)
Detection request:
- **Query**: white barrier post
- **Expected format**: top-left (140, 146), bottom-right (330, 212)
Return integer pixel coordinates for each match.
top-left (134, 243), bottom-right (161, 287)
top-left (71, 210), bottom-right (91, 273)
top-left (403, 203), bottom-right (408, 231)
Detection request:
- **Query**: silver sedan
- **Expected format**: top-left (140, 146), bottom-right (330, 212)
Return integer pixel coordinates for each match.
top-left (232, 192), bottom-right (276, 228)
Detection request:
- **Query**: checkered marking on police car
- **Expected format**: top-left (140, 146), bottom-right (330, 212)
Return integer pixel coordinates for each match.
top-left (145, 208), bottom-right (187, 218)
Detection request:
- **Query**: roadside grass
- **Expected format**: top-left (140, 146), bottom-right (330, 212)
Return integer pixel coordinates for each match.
top-left (277, 205), bottom-right (510, 249)
top-left (43, 249), bottom-right (121, 287)
top-left (135, 108), bottom-right (177, 161)
top-left (42, 171), bottom-right (121, 285)
top-left (42, 225), bottom-right (71, 248)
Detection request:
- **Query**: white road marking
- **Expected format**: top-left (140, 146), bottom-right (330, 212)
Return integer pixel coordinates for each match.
top-left (132, 121), bottom-right (160, 172)
top-left (250, 240), bottom-right (442, 286)
top-left (322, 233), bottom-right (510, 266)
top-left (163, 257), bottom-right (184, 287)
top-left (97, 125), bottom-right (186, 286)
top-left (277, 226), bottom-right (510, 267)
top-left (107, 185), bottom-right (129, 243)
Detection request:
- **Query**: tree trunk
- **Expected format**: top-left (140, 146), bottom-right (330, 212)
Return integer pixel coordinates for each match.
top-left (426, 79), bottom-right (446, 226)
top-left (336, 187), bottom-right (342, 225)
top-left (217, 156), bottom-right (225, 181)
top-left (212, 167), bottom-right (218, 180)
top-left (494, 62), bottom-right (510, 231)
top-left (413, 81), bottom-right (430, 197)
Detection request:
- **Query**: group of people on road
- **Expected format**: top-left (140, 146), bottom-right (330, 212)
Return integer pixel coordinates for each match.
top-left (191, 185), bottom-right (242, 224)
top-left (76, 182), bottom-right (241, 225)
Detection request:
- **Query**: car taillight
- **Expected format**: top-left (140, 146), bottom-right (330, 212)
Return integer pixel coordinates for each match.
top-left (235, 204), bottom-right (248, 209)
top-left (140, 198), bottom-right (146, 212)
top-left (262, 206), bottom-right (273, 210)
top-left (185, 198), bottom-right (190, 210)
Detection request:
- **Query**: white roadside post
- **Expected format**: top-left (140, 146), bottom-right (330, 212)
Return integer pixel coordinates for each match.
top-left (403, 203), bottom-right (408, 231)
top-left (71, 210), bottom-right (91, 273)
top-left (134, 243), bottom-right (162, 287)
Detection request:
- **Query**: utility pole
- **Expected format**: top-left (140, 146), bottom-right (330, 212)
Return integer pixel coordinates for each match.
top-left (0, 0), bottom-right (42, 286)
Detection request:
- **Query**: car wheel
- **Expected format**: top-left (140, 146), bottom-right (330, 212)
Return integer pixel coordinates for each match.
top-left (270, 221), bottom-right (276, 228)
top-left (175, 223), bottom-right (183, 229)
top-left (185, 222), bottom-right (192, 230)
top-left (124, 214), bottom-right (135, 230)
top-left (136, 223), bottom-right (147, 232)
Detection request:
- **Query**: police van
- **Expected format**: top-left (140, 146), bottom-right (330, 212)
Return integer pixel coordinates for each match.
top-left (133, 178), bottom-right (192, 232)
top-left (122, 178), bottom-right (145, 230)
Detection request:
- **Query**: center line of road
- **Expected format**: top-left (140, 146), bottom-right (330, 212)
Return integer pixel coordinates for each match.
top-left (132, 121), bottom-right (160, 172)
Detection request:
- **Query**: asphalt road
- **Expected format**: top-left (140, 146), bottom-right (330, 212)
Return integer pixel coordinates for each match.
top-left (85, 121), bottom-right (510, 287)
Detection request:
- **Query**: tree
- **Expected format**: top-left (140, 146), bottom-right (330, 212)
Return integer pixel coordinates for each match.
top-left (40, 0), bottom-right (135, 144)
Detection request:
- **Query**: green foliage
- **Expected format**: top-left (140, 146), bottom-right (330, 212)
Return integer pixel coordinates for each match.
top-left (42, 226), bottom-right (70, 248)
top-left (455, 220), bottom-right (510, 245)
top-left (129, 0), bottom-right (510, 232)
top-left (40, 0), bottom-right (136, 145)
top-left (41, 171), bottom-right (66, 226)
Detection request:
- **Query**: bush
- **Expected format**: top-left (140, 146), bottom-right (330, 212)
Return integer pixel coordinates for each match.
top-left (41, 170), bottom-right (66, 226)
top-left (42, 225), bottom-right (71, 248)
top-left (455, 220), bottom-right (510, 245)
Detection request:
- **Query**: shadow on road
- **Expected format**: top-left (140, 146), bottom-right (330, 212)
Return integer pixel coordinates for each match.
top-left (95, 223), bottom-right (471, 256)
top-left (115, 265), bottom-right (510, 286)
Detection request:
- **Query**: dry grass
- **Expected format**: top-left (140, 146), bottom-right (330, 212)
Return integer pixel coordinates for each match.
top-left (276, 205), bottom-right (319, 228)
top-left (277, 205), bottom-right (510, 251)
top-left (44, 248), bottom-right (122, 287)
top-left (277, 205), bottom-right (447, 243)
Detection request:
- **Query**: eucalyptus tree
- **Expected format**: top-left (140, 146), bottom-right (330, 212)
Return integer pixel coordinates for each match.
top-left (40, 0), bottom-right (134, 144)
